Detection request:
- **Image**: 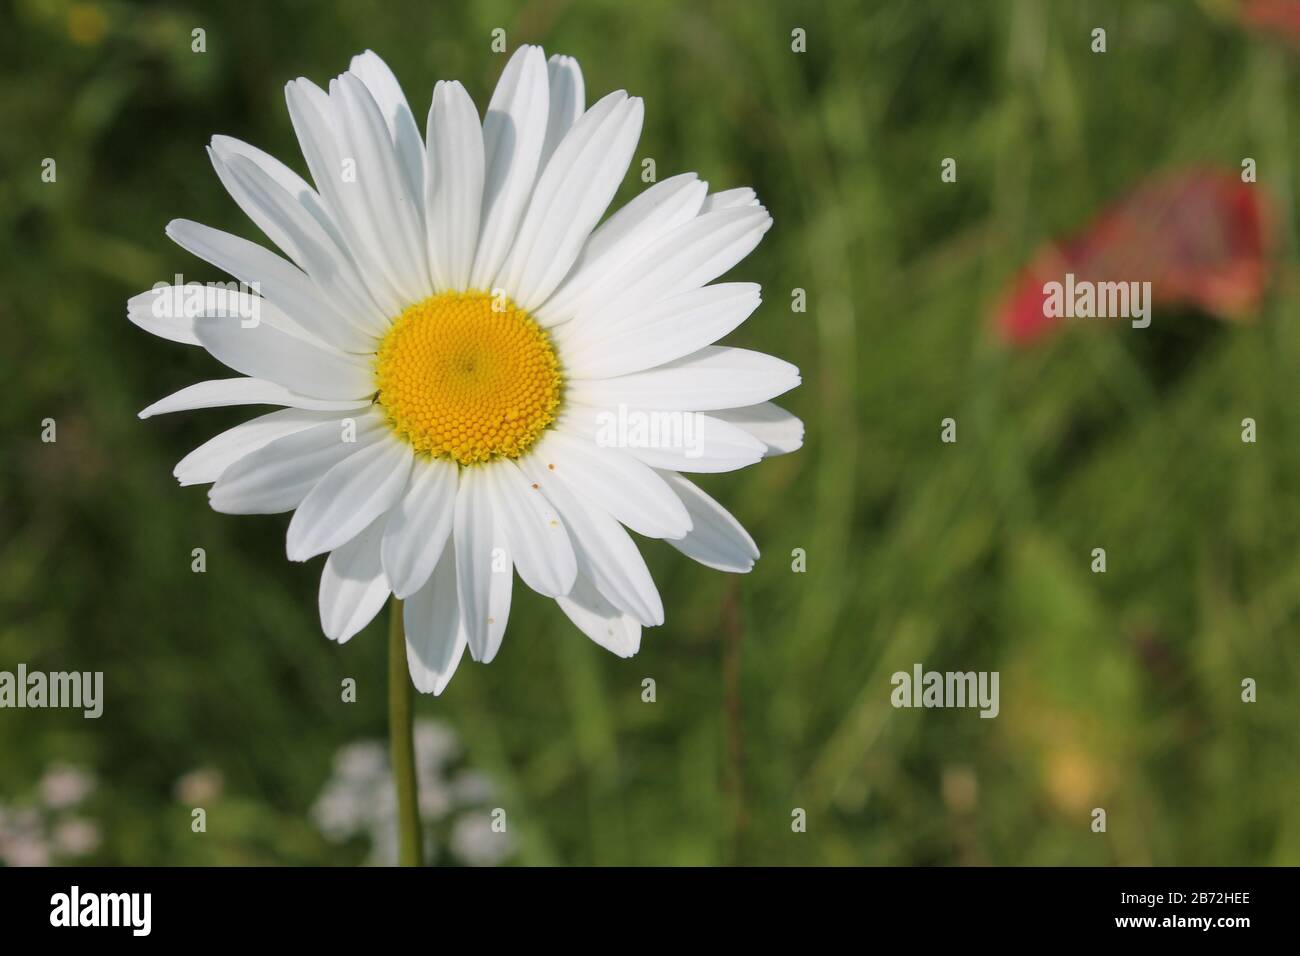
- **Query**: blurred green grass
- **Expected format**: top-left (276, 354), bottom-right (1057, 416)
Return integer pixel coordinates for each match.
top-left (1, 0), bottom-right (1297, 865)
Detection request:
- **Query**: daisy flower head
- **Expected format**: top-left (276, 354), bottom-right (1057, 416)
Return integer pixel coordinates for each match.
top-left (132, 47), bottom-right (803, 694)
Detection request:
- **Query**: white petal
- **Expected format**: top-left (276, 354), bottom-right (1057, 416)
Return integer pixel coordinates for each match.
top-left (529, 430), bottom-right (690, 539)
top-left (497, 91), bottom-right (644, 309)
top-left (520, 456), bottom-right (662, 625)
top-left (469, 45), bottom-right (549, 289)
top-left (578, 205), bottom-right (771, 321)
top-left (658, 471), bottom-right (758, 572)
top-left (212, 146), bottom-right (388, 333)
top-left (621, 422), bottom-right (764, 473)
top-left (194, 314), bottom-right (375, 400)
top-left (555, 282), bottom-right (761, 379)
top-left (711, 402), bottom-right (804, 457)
top-left (348, 50), bottom-right (426, 224)
top-left (286, 432), bottom-right (414, 561)
top-left (535, 173), bottom-right (705, 325)
top-left (556, 574), bottom-right (642, 658)
top-left (567, 346), bottom-right (799, 412)
top-left (424, 81), bottom-right (484, 292)
top-left (165, 219), bottom-right (376, 353)
top-left (284, 78), bottom-right (405, 317)
top-left (333, 73), bottom-right (431, 305)
top-left (540, 55), bottom-right (585, 167)
top-left (208, 411), bottom-right (386, 514)
top-left (208, 134), bottom-right (342, 247)
top-left (559, 403), bottom-right (765, 474)
top-left (485, 459), bottom-right (576, 597)
top-left (700, 187), bottom-right (758, 212)
top-left (129, 283), bottom-right (318, 347)
top-left (138, 378), bottom-right (369, 419)
top-left (453, 467), bottom-right (513, 663)
top-left (403, 538), bottom-right (469, 695)
top-left (319, 517), bottom-right (391, 643)
top-left (126, 286), bottom-right (201, 345)
top-left (174, 408), bottom-right (339, 486)
top-left (381, 456), bottom-right (458, 598)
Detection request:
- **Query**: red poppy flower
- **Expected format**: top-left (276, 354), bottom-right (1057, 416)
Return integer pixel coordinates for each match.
top-left (996, 169), bottom-right (1276, 346)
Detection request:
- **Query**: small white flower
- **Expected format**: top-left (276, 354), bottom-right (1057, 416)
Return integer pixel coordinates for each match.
top-left (416, 779), bottom-right (453, 821)
top-left (450, 811), bottom-right (512, 867)
top-left (333, 741), bottom-right (387, 782)
top-left (449, 769), bottom-right (496, 806)
top-left (2, 835), bottom-right (50, 868)
top-left (132, 47), bottom-right (802, 693)
top-left (52, 818), bottom-right (102, 857)
top-left (173, 766), bottom-right (224, 805)
top-left (311, 788), bottom-right (367, 839)
top-left (413, 719), bottom-right (460, 768)
top-left (0, 808), bottom-right (48, 867)
top-left (38, 764), bottom-right (95, 810)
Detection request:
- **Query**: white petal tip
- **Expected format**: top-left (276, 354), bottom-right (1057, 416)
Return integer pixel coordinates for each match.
top-left (323, 623), bottom-right (364, 645)
top-left (661, 516), bottom-right (695, 541)
top-left (411, 675), bottom-right (452, 696)
top-left (286, 546), bottom-right (313, 563)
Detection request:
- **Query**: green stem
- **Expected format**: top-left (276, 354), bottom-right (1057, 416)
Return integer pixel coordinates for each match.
top-left (388, 597), bottom-right (422, 866)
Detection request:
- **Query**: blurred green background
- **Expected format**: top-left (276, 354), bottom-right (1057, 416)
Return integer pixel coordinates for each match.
top-left (1, 0), bottom-right (1298, 865)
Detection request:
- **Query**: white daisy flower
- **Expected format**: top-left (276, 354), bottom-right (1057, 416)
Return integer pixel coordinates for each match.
top-left (132, 47), bottom-right (802, 695)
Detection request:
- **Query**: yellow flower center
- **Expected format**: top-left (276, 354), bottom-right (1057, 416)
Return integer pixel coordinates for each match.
top-left (374, 291), bottom-right (562, 465)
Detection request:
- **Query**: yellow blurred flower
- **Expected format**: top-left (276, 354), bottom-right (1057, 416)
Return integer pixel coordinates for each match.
top-left (66, 2), bottom-right (107, 47)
